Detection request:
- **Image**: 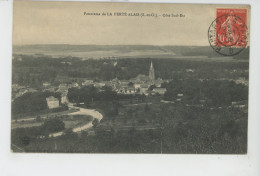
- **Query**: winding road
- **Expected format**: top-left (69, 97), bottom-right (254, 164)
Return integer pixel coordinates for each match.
top-left (70, 108), bottom-right (103, 132)
top-left (50, 107), bottom-right (103, 137)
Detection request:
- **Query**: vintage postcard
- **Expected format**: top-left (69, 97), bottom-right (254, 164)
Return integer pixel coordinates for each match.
top-left (11, 1), bottom-right (250, 153)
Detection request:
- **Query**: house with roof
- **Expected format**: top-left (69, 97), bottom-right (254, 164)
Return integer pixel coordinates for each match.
top-left (134, 83), bottom-right (141, 89)
top-left (68, 82), bottom-right (79, 88)
top-left (154, 78), bottom-right (164, 87)
top-left (82, 80), bottom-right (94, 86)
top-left (57, 84), bottom-right (68, 93)
top-left (153, 88), bottom-right (167, 95)
top-left (42, 82), bottom-right (51, 87)
top-left (61, 92), bottom-right (69, 105)
top-left (140, 84), bottom-right (150, 94)
top-left (46, 96), bottom-right (60, 109)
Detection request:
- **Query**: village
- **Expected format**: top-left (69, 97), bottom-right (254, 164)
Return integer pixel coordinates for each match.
top-left (12, 58), bottom-right (249, 114)
top-left (12, 61), bottom-right (168, 110)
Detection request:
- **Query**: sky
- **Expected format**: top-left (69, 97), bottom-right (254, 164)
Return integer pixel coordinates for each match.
top-left (13, 1), bottom-right (250, 46)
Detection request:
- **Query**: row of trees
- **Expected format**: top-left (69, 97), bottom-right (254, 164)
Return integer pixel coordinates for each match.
top-left (67, 86), bottom-right (116, 105)
top-left (67, 85), bottom-right (145, 105)
top-left (12, 55), bottom-right (249, 88)
top-left (164, 79), bottom-right (248, 106)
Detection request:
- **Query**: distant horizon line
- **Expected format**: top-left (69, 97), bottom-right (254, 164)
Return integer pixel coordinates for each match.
top-left (13, 44), bottom-right (211, 47)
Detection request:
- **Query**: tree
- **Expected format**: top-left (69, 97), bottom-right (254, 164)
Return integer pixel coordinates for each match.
top-left (148, 84), bottom-right (156, 91)
top-left (128, 82), bottom-right (134, 87)
top-left (20, 135), bottom-right (31, 146)
top-left (138, 118), bottom-right (147, 125)
top-left (42, 118), bottom-right (65, 134)
top-left (81, 131), bottom-right (89, 138)
top-left (36, 116), bottom-right (42, 122)
top-left (62, 128), bottom-right (78, 140)
top-left (144, 103), bottom-right (149, 112)
top-left (92, 118), bottom-right (99, 128)
top-left (112, 101), bottom-right (119, 115)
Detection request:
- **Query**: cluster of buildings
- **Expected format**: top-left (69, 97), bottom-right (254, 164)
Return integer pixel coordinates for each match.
top-left (45, 61), bottom-right (168, 109)
top-left (12, 84), bottom-right (37, 102)
top-left (12, 60), bottom-right (249, 111)
top-left (50, 61), bottom-right (167, 97)
top-left (13, 61), bottom-right (168, 110)
top-left (99, 61), bottom-right (167, 96)
top-left (44, 82), bottom-right (79, 109)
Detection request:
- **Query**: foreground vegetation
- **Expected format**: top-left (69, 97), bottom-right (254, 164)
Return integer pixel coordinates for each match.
top-left (11, 98), bottom-right (247, 153)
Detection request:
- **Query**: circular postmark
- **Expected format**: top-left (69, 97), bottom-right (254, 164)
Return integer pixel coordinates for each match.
top-left (208, 14), bottom-right (248, 56)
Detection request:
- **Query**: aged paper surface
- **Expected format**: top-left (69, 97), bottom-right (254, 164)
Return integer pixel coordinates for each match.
top-left (12, 1), bottom-right (250, 153)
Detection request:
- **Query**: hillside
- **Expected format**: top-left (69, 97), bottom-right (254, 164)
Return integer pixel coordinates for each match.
top-left (13, 45), bottom-right (249, 60)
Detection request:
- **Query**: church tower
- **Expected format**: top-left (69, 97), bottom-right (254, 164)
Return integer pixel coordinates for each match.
top-left (149, 61), bottom-right (155, 83)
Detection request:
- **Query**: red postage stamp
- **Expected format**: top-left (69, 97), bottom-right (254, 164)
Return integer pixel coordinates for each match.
top-left (208, 8), bottom-right (248, 56)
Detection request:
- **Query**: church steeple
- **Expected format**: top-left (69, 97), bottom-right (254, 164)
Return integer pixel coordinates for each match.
top-left (149, 61), bottom-right (155, 83)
